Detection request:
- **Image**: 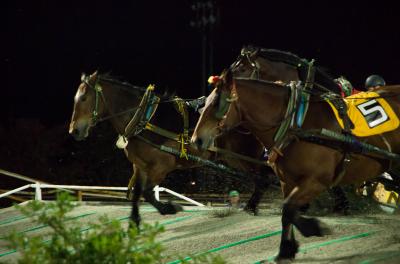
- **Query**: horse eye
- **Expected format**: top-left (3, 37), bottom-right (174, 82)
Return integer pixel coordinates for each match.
top-left (80, 96), bottom-right (87, 102)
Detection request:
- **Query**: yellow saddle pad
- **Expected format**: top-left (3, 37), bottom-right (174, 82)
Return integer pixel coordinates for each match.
top-left (327, 92), bottom-right (399, 137)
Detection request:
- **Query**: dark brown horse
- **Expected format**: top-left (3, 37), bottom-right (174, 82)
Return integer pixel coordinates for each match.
top-left (191, 69), bottom-right (400, 262)
top-left (69, 72), bottom-right (272, 227)
top-left (231, 46), bottom-right (340, 94)
top-left (223, 46), bottom-right (350, 212)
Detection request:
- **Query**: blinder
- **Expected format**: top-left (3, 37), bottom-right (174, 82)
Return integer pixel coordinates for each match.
top-left (80, 72), bottom-right (102, 126)
top-left (215, 89), bottom-right (238, 120)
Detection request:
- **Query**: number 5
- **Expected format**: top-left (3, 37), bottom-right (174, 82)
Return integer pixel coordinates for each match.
top-left (357, 99), bottom-right (388, 128)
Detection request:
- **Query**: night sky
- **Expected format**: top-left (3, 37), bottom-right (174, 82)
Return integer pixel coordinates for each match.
top-left (5, 1), bottom-right (400, 125)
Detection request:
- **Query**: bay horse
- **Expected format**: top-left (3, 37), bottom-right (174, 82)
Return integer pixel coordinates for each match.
top-left (230, 46), bottom-right (349, 212)
top-left (68, 72), bottom-right (272, 227)
top-left (191, 69), bottom-right (400, 262)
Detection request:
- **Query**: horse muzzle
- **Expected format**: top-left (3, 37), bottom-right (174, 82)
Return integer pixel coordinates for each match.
top-left (69, 121), bottom-right (89, 141)
top-left (192, 135), bottom-right (212, 151)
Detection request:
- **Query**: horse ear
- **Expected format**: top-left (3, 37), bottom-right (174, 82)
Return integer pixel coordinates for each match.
top-left (90, 71), bottom-right (98, 79)
top-left (250, 48), bottom-right (259, 57)
top-left (81, 73), bottom-right (87, 82)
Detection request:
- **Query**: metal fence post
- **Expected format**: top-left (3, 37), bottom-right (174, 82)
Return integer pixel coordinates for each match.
top-left (154, 185), bottom-right (160, 201)
top-left (34, 182), bottom-right (42, 201)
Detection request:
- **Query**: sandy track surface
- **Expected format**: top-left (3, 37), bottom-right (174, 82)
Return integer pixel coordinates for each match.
top-left (0, 200), bottom-right (399, 264)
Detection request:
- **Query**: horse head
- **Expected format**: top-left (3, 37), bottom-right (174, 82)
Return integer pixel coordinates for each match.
top-left (191, 69), bottom-right (242, 150)
top-left (230, 46), bottom-right (261, 78)
top-left (231, 46), bottom-right (300, 82)
top-left (192, 69), bottom-right (292, 151)
top-left (69, 71), bottom-right (105, 140)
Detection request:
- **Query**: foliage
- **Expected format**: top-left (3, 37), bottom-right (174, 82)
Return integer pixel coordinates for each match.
top-left (3, 192), bottom-right (226, 264)
top-left (4, 192), bottom-right (163, 264)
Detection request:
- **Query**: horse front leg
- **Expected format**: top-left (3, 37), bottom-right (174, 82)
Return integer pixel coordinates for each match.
top-left (141, 172), bottom-right (183, 215)
top-left (142, 186), bottom-right (183, 214)
top-left (277, 178), bottom-right (331, 262)
top-left (276, 182), bottom-right (298, 262)
top-left (130, 166), bottom-right (143, 228)
top-left (287, 183), bottom-right (332, 238)
top-left (244, 166), bottom-right (273, 215)
top-left (328, 186), bottom-right (350, 215)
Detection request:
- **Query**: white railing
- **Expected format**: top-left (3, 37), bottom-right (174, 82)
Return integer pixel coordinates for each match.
top-left (0, 169), bottom-right (204, 207)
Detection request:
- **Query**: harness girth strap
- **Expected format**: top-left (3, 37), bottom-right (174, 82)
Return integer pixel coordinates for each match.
top-left (124, 85), bottom-right (158, 138)
top-left (297, 59), bottom-right (315, 127)
top-left (323, 93), bottom-right (355, 184)
top-left (173, 97), bottom-right (190, 159)
top-left (268, 60), bottom-right (317, 168)
top-left (327, 97), bottom-right (354, 133)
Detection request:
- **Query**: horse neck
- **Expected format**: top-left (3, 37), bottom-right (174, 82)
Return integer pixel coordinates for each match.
top-left (256, 57), bottom-right (299, 82)
top-left (100, 80), bottom-right (142, 134)
top-left (234, 80), bottom-right (343, 148)
top-left (234, 80), bottom-right (289, 148)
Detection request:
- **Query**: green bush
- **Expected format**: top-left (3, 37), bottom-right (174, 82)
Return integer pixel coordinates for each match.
top-left (3, 192), bottom-right (226, 264)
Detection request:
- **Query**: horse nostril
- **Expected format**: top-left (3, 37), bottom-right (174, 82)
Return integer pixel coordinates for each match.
top-left (71, 128), bottom-right (79, 136)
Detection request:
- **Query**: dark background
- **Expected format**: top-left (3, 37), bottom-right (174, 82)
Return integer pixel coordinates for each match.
top-left (5, 0), bottom-right (400, 123)
top-left (2, 1), bottom-right (400, 201)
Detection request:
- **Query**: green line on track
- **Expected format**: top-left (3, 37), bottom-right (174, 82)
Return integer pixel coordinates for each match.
top-left (160, 216), bottom-right (194, 226)
top-left (299, 231), bottom-right (376, 253)
top-left (0, 212), bottom-right (96, 239)
top-left (258, 231), bottom-right (377, 263)
top-left (0, 249), bottom-right (16, 258)
top-left (0, 215), bottom-right (29, 226)
top-left (0, 213), bottom-right (197, 258)
top-left (167, 230), bottom-right (283, 264)
top-left (359, 251), bottom-right (400, 264)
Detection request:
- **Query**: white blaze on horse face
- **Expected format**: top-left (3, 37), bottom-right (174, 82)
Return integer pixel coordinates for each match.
top-left (68, 120), bottom-right (75, 134)
top-left (192, 88), bottom-right (221, 150)
top-left (204, 88), bottom-right (218, 109)
top-left (74, 83), bottom-right (86, 103)
top-left (69, 82), bottom-right (91, 139)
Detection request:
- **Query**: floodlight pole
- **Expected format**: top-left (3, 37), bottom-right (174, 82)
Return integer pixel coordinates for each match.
top-left (190, 1), bottom-right (217, 96)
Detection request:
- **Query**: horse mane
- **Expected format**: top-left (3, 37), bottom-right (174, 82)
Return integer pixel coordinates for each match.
top-left (98, 73), bottom-right (175, 101)
top-left (242, 45), bottom-right (340, 94)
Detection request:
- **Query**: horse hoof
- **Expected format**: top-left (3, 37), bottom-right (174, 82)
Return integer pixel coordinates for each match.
top-left (276, 239), bottom-right (298, 261)
top-left (160, 202), bottom-right (183, 215)
top-left (244, 206), bottom-right (259, 216)
top-left (172, 203), bottom-right (183, 212)
top-left (275, 258), bottom-right (293, 264)
top-left (296, 217), bottom-right (330, 237)
top-left (319, 221), bottom-right (332, 236)
top-left (128, 219), bottom-right (140, 230)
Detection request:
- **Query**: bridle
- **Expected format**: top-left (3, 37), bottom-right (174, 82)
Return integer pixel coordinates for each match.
top-left (230, 49), bottom-right (260, 79)
top-left (80, 74), bottom-right (144, 127)
top-left (81, 73), bottom-right (104, 126)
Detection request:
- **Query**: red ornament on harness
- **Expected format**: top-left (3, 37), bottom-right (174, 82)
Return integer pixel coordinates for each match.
top-left (208, 75), bottom-right (221, 85)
